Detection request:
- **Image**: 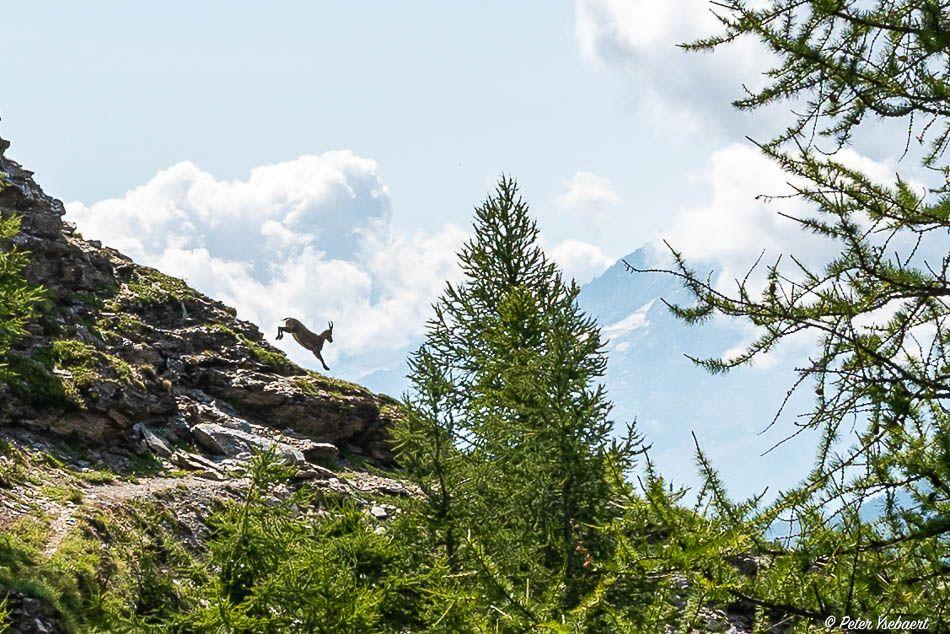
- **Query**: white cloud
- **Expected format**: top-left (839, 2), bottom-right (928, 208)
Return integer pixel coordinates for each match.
top-left (574, 0), bottom-right (774, 136)
top-left (664, 144), bottom-right (802, 264)
top-left (663, 144), bottom-right (902, 274)
top-left (66, 153), bottom-right (465, 379)
top-left (659, 142), bottom-right (902, 373)
top-left (556, 171), bottom-right (621, 212)
top-left (551, 171), bottom-right (623, 246)
top-left (662, 143), bottom-right (839, 283)
top-left (548, 239), bottom-right (614, 284)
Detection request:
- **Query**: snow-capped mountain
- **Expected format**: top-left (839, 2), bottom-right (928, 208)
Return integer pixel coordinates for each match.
top-left (579, 245), bottom-right (816, 499)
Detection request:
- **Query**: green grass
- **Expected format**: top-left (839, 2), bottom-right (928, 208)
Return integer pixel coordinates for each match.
top-left (122, 451), bottom-right (164, 478)
top-left (2, 352), bottom-right (74, 409)
top-left (212, 323), bottom-right (304, 376)
top-left (75, 470), bottom-right (115, 486)
top-left (67, 288), bottom-right (115, 314)
top-left (125, 267), bottom-right (196, 306)
top-left (294, 372), bottom-right (366, 400)
top-left (0, 594), bottom-right (9, 631)
top-left (237, 334), bottom-right (301, 375)
top-left (4, 339), bottom-right (143, 411)
top-left (51, 339), bottom-right (140, 388)
top-left (96, 312), bottom-right (147, 342)
top-left (0, 517), bottom-right (48, 569)
top-left (0, 514), bottom-right (109, 631)
top-left (0, 456), bottom-right (26, 489)
top-left (49, 340), bottom-right (104, 390)
top-left (0, 501), bottom-right (201, 632)
top-left (39, 485), bottom-right (84, 504)
top-left (378, 399), bottom-right (404, 421)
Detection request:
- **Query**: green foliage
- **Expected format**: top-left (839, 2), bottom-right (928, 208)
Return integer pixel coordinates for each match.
top-left (3, 5), bottom-right (941, 625)
top-left (686, 0), bottom-right (950, 166)
top-left (394, 177), bottom-right (647, 628)
top-left (3, 339), bottom-right (143, 410)
top-left (2, 350), bottom-right (74, 408)
top-left (237, 332), bottom-right (301, 375)
top-left (96, 312), bottom-right (146, 342)
top-left (0, 516), bottom-right (96, 632)
top-left (0, 504), bottom-right (200, 632)
top-left (51, 339), bottom-right (140, 388)
top-left (39, 484), bottom-right (84, 504)
top-left (293, 371), bottom-right (370, 399)
top-left (0, 209), bottom-right (44, 382)
top-left (167, 450), bottom-right (479, 633)
top-left (626, 1), bottom-right (950, 629)
top-left (124, 267), bottom-right (195, 306)
top-left (0, 440), bottom-right (28, 489)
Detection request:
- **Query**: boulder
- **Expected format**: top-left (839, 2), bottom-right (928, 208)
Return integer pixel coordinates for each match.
top-left (300, 441), bottom-right (339, 464)
top-left (132, 422), bottom-right (173, 457)
top-left (191, 422), bottom-right (304, 466)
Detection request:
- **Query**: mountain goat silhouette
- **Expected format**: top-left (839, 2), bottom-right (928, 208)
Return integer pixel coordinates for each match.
top-left (276, 318), bottom-right (333, 371)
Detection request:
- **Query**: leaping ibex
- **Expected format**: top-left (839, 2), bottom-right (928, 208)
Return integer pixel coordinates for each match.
top-left (277, 318), bottom-right (334, 371)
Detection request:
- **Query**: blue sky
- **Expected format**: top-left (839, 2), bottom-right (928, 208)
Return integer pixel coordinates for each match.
top-left (1, 1), bottom-right (712, 247)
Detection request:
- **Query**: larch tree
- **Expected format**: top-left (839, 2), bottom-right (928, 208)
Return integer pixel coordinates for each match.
top-left (630, 1), bottom-right (949, 629)
top-left (395, 176), bottom-right (643, 627)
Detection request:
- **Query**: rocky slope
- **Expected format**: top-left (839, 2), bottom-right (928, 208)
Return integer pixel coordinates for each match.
top-left (0, 136), bottom-right (408, 632)
top-left (0, 135), bottom-right (398, 468)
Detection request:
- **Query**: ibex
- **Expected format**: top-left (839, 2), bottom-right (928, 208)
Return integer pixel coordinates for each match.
top-left (276, 318), bottom-right (334, 371)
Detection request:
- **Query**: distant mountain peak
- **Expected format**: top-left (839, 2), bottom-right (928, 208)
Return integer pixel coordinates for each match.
top-left (580, 243), bottom-right (680, 325)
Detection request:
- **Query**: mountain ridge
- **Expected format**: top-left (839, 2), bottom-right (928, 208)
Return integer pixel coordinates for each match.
top-left (0, 135), bottom-right (397, 463)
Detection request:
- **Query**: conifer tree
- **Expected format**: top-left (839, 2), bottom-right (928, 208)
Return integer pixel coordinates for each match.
top-left (396, 177), bottom-right (642, 624)
top-left (632, 1), bottom-right (950, 628)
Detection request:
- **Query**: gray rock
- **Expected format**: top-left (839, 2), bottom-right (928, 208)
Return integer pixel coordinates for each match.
top-left (279, 445), bottom-right (306, 466)
top-left (293, 465), bottom-right (336, 481)
top-left (133, 422), bottom-right (173, 457)
top-left (0, 133), bottom-right (396, 465)
top-left (301, 441), bottom-right (339, 464)
top-left (171, 451), bottom-right (223, 473)
top-left (191, 423), bottom-right (253, 456)
top-left (191, 422), bottom-right (304, 466)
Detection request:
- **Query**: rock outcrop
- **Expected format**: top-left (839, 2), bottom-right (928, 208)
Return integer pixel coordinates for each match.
top-left (0, 135), bottom-right (398, 467)
top-left (0, 133), bottom-right (424, 634)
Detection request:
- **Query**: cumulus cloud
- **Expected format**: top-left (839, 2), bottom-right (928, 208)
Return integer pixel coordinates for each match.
top-left (66, 154), bottom-right (465, 380)
top-left (574, 0), bottom-right (774, 136)
top-left (663, 144), bottom-right (804, 265)
top-left (661, 143), bottom-right (901, 276)
top-left (549, 238), bottom-right (614, 284)
top-left (556, 171), bottom-right (621, 212)
top-left (551, 171), bottom-right (623, 246)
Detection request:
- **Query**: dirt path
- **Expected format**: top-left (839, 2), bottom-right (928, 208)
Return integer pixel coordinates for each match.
top-left (42, 473), bottom-right (244, 558)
